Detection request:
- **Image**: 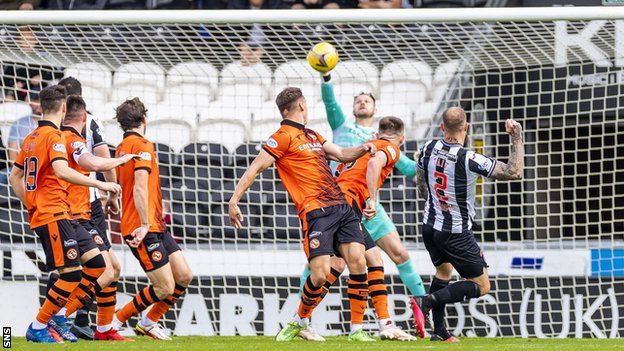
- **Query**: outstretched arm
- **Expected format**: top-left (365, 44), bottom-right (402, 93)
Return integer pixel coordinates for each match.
top-left (228, 150), bottom-right (275, 228)
top-left (323, 140), bottom-right (376, 163)
top-left (77, 152), bottom-right (137, 172)
top-left (52, 159), bottom-right (121, 194)
top-left (490, 119), bottom-right (524, 181)
top-left (394, 152), bottom-right (417, 177)
top-left (321, 74), bottom-right (347, 130)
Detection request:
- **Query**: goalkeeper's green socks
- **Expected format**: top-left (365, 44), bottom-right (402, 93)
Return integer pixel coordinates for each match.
top-left (396, 259), bottom-right (426, 296)
top-left (298, 265), bottom-right (311, 297)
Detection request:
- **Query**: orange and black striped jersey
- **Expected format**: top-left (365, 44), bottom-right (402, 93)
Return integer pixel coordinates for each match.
top-left (336, 138), bottom-right (400, 210)
top-left (14, 120), bottom-right (71, 228)
top-left (61, 126), bottom-right (91, 221)
top-left (263, 119), bottom-right (344, 217)
top-left (115, 131), bottom-right (165, 235)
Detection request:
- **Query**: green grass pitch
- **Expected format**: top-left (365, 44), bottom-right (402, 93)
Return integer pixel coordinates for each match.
top-left (10, 336), bottom-right (623, 350)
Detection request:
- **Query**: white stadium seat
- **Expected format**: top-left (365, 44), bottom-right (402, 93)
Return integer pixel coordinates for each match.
top-left (64, 62), bottom-right (112, 108)
top-left (273, 60), bottom-right (320, 102)
top-left (111, 62), bottom-right (166, 106)
top-left (145, 119), bottom-right (193, 153)
top-left (330, 60), bottom-right (379, 113)
top-left (432, 60), bottom-right (460, 104)
top-left (196, 119), bottom-right (247, 153)
top-left (380, 60), bottom-right (433, 110)
top-left (102, 119), bottom-right (123, 146)
top-left (254, 101), bottom-right (280, 122)
top-left (250, 119), bottom-right (281, 142)
top-left (197, 98), bottom-right (255, 125)
top-left (220, 61), bottom-right (272, 103)
top-left (305, 118), bottom-right (333, 141)
top-left (165, 62), bottom-right (219, 110)
top-left (150, 102), bottom-right (199, 126)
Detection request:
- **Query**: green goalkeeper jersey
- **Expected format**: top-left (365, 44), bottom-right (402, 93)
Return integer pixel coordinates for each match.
top-left (321, 81), bottom-right (417, 177)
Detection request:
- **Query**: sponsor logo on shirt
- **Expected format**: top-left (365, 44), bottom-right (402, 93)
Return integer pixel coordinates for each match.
top-left (71, 141), bottom-right (85, 150)
top-left (53, 143), bottom-right (66, 153)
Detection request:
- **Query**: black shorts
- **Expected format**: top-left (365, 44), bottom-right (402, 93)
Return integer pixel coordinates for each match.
top-left (77, 218), bottom-right (111, 251)
top-left (90, 199), bottom-right (108, 238)
top-left (301, 203), bottom-right (366, 261)
top-left (35, 219), bottom-right (98, 271)
top-left (422, 224), bottom-right (488, 279)
top-left (125, 231), bottom-right (181, 272)
top-left (351, 204), bottom-right (376, 251)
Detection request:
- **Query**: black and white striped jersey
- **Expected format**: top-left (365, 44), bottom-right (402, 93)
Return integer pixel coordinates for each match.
top-left (417, 139), bottom-right (497, 233)
top-left (83, 113), bottom-right (107, 202)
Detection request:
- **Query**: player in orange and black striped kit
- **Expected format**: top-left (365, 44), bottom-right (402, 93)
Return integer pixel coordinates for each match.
top-left (111, 98), bottom-right (193, 340)
top-left (9, 85), bottom-right (121, 343)
top-left (302, 116), bottom-right (418, 341)
top-left (228, 87), bottom-right (377, 342)
top-left (57, 95), bottom-right (137, 341)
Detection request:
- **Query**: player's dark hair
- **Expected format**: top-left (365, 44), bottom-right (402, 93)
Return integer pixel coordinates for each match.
top-left (379, 116), bottom-right (404, 136)
top-left (115, 97), bottom-right (147, 131)
top-left (64, 95), bottom-right (86, 122)
top-left (442, 107), bottom-right (467, 133)
top-left (39, 85), bottom-right (67, 115)
top-left (354, 91), bottom-right (376, 105)
top-left (58, 76), bottom-right (82, 96)
top-left (275, 87), bottom-right (303, 117)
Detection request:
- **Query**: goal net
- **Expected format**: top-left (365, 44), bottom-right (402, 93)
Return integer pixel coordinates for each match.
top-left (0, 8), bottom-right (622, 338)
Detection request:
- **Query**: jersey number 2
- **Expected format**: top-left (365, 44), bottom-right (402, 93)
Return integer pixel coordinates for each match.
top-left (24, 157), bottom-right (38, 191)
top-left (433, 170), bottom-right (449, 203)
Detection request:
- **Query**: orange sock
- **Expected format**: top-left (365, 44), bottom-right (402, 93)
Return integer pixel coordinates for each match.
top-left (96, 281), bottom-right (117, 327)
top-left (310, 267), bottom-right (341, 309)
top-left (37, 271), bottom-right (81, 324)
top-left (347, 273), bottom-right (368, 325)
top-left (116, 286), bottom-right (159, 324)
top-left (64, 265), bottom-right (105, 317)
top-left (146, 284), bottom-right (187, 323)
top-left (368, 266), bottom-right (390, 320)
top-left (297, 277), bottom-right (324, 319)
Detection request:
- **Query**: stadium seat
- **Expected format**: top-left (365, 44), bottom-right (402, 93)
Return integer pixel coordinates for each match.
top-left (111, 62), bottom-right (166, 106)
top-left (376, 102), bottom-right (414, 127)
top-left (91, 101), bottom-right (117, 122)
top-left (402, 139), bottom-right (419, 160)
top-left (197, 98), bottom-right (254, 125)
top-left (249, 119), bottom-right (281, 142)
top-left (273, 60), bottom-right (320, 102)
top-left (145, 119), bottom-right (193, 153)
top-left (64, 62), bottom-right (112, 108)
top-left (432, 60), bottom-right (460, 105)
top-left (0, 101), bottom-right (32, 145)
top-left (379, 176), bottom-right (417, 236)
top-left (169, 178), bottom-right (212, 241)
top-left (196, 119), bottom-right (247, 153)
top-left (150, 101), bottom-right (199, 126)
top-left (101, 119), bottom-right (123, 146)
top-left (379, 60), bottom-right (432, 110)
top-left (254, 101), bottom-right (281, 122)
top-left (219, 61), bottom-right (272, 103)
top-left (164, 62), bottom-right (219, 111)
top-left (153, 142), bottom-right (179, 187)
top-left (332, 60), bottom-right (379, 90)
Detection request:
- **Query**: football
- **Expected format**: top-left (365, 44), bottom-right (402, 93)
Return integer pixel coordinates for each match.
top-left (307, 42), bottom-right (339, 74)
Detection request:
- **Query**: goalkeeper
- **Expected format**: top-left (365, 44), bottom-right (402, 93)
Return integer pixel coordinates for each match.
top-left (297, 68), bottom-right (427, 338)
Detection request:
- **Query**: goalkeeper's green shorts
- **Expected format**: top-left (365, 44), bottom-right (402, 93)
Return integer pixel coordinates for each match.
top-left (361, 199), bottom-right (397, 242)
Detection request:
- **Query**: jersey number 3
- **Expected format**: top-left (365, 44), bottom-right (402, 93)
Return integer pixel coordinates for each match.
top-left (24, 157), bottom-right (38, 191)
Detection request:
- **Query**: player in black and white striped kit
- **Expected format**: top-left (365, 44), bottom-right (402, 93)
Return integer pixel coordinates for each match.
top-left (413, 107), bottom-right (524, 342)
top-left (58, 77), bottom-right (122, 340)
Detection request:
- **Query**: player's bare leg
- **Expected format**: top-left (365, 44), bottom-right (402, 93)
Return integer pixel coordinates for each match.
top-left (338, 242), bottom-right (375, 342)
top-left (277, 255), bottom-right (330, 342)
top-left (136, 251), bottom-right (193, 340)
top-left (364, 247), bottom-right (416, 341)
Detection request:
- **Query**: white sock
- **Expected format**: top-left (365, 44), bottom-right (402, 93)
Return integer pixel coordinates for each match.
top-left (350, 324), bottom-right (363, 334)
top-left (55, 308), bottom-right (66, 317)
top-left (32, 320), bottom-right (48, 330)
top-left (379, 318), bottom-right (392, 329)
top-left (112, 314), bottom-right (122, 330)
top-left (293, 315), bottom-right (309, 328)
top-left (97, 324), bottom-right (112, 333)
top-left (141, 314), bottom-right (157, 328)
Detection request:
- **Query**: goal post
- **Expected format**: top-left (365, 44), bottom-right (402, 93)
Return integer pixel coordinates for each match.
top-left (0, 8), bottom-right (622, 338)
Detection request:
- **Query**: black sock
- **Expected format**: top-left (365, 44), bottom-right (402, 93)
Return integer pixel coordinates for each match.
top-left (431, 281), bottom-right (481, 305)
top-left (429, 277), bottom-right (450, 338)
top-left (74, 302), bottom-right (92, 327)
